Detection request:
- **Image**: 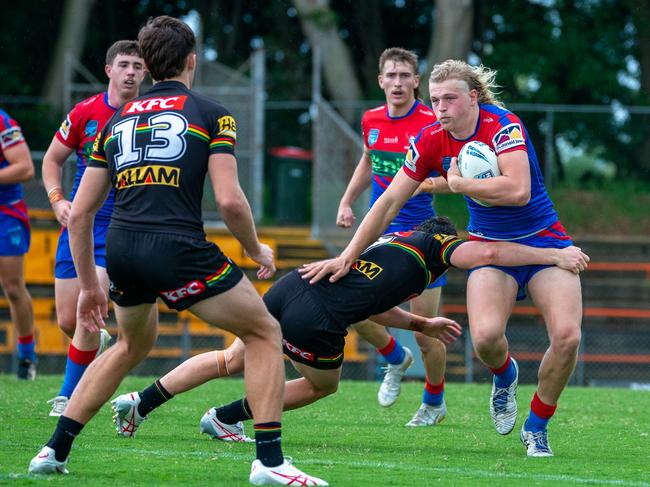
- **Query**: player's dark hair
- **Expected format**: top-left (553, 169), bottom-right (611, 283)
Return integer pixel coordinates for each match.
top-left (379, 47), bottom-right (422, 100)
top-left (138, 16), bottom-right (196, 81)
top-left (415, 215), bottom-right (458, 236)
top-left (105, 40), bottom-right (141, 66)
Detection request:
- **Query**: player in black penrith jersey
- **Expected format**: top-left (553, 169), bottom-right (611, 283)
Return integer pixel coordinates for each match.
top-left (111, 216), bottom-right (588, 447)
top-left (29, 15), bottom-right (327, 486)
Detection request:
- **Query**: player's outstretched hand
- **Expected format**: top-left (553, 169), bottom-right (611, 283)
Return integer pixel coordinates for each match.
top-left (336, 205), bottom-right (355, 228)
top-left (556, 245), bottom-right (590, 274)
top-left (299, 256), bottom-right (353, 284)
top-left (445, 157), bottom-right (462, 193)
top-left (417, 317), bottom-right (462, 345)
top-left (77, 287), bottom-right (108, 333)
top-left (246, 243), bottom-right (276, 279)
top-left (52, 199), bottom-right (72, 227)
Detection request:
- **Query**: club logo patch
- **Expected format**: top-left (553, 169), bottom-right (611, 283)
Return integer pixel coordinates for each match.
top-left (58, 115), bottom-right (72, 140)
top-left (368, 128), bottom-right (379, 146)
top-left (404, 140), bottom-right (419, 172)
top-left (492, 123), bottom-right (525, 152)
top-left (0, 127), bottom-right (24, 149)
top-left (85, 120), bottom-right (98, 137)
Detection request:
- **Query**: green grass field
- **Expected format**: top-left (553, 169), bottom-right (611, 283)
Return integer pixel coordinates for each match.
top-left (1, 375), bottom-right (648, 486)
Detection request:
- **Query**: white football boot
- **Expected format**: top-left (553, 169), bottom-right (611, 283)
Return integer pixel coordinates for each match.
top-left (405, 401), bottom-right (447, 427)
top-left (489, 358), bottom-right (519, 435)
top-left (520, 423), bottom-right (554, 457)
top-left (249, 458), bottom-right (328, 486)
top-left (28, 446), bottom-right (69, 474)
top-left (111, 392), bottom-right (147, 437)
top-left (377, 346), bottom-right (414, 407)
top-left (199, 407), bottom-right (253, 442)
top-left (47, 396), bottom-right (68, 417)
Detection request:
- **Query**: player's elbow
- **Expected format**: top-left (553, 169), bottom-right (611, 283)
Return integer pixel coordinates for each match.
top-left (508, 188), bottom-right (530, 206)
top-left (22, 163), bottom-right (35, 181)
top-left (218, 195), bottom-right (248, 219)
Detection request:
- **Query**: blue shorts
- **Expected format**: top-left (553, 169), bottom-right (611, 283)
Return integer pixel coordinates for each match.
top-left (0, 213), bottom-right (30, 256)
top-left (385, 221), bottom-right (447, 289)
top-left (55, 221), bottom-right (108, 279)
top-left (468, 221), bottom-right (573, 301)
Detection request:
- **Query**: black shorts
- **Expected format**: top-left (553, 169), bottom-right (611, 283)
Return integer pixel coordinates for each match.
top-left (106, 228), bottom-right (244, 311)
top-left (263, 271), bottom-right (347, 370)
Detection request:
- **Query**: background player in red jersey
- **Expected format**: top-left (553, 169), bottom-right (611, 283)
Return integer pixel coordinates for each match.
top-left (302, 59), bottom-right (584, 458)
top-left (337, 48), bottom-right (453, 426)
top-left (30, 16), bottom-right (327, 486)
top-left (0, 109), bottom-right (36, 379)
top-left (41, 40), bottom-right (145, 416)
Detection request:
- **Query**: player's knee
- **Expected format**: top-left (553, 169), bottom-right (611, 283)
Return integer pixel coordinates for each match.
top-left (241, 315), bottom-right (282, 347)
top-left (471, 327), bottom-right (503, 355)
top-left (313, 379), bottom-right (338, 398)
top-left (0, 278), bottom-right (25, 302)
top-left (551, 326), bottom-right (581, 356)
top-left (415, 332), bottom-right (445, 354)
top-left (57, 314), bottom-right (77, 337)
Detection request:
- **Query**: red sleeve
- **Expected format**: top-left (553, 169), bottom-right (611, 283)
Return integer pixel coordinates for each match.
top-left (0, 116), bottom-right (25, 151)
top-left (402, 128), bottom-right (441, 182)
top-left (54, 103), bottom-right (85, 150)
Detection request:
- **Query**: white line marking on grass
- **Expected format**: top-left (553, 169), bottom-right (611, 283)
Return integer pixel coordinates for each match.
top-left (93, 445), bottom-right (650, 487)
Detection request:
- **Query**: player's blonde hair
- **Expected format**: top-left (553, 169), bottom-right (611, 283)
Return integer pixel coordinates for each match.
top-left (429, 59), bottom-right (504, 107)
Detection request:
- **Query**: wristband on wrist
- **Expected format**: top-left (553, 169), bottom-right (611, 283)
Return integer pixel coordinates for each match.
top-left (48, 187), bottom-right (64, 205)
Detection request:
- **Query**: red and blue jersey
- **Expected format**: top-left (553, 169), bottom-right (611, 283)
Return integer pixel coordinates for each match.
top-left (362, 100), bottom-right (438, 227)
top-left (55, 92), bottom-right (117, 223)
top-left (0, 109), bottom-right (26, 205)
top-left (403, 104), bottom-right (558, 240)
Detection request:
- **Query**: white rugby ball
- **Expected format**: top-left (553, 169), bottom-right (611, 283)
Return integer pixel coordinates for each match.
top-left (457, 141), bottom-right (500, 207)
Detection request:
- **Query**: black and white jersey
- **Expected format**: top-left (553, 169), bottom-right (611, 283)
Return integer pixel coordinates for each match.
top-left (89, 80), bottom-right (237, 238)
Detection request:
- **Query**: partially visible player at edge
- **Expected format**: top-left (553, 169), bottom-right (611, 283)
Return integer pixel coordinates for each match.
top-left (42, 40), bottom-right (145, 416)
top-left (301, 59), bottom-right (585, 458)
top-left (0, 109), bottom-right (36, 379)
top-left (29, 15), bottom-right (327, 486)
top-left (337, 47), bottom-right (452, 425)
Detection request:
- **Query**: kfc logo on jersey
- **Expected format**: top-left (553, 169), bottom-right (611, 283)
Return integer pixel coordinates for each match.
top-left (405, 140), bottom-right (419, 172)
top-left (58, 115), bottom-right (72, 140)
top-left (368, 128), bottom-right (379, 146)
top-left (161, 280), bottom-right (206, 303)
top-left (123, 96), bottom-right (188, 114)
top-left (282, 339), bottom-right (315, 361)
top-left (492, 123), bottom-right (525, 152)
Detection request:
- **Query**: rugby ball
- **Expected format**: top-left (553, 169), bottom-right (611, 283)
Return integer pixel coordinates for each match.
top-left (457, 141), bottom-right (500, 207)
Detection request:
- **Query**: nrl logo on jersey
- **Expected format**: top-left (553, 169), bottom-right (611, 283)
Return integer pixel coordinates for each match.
top-left (368, 128), bottom-right (379, 146)
top-left (352, 259), bottom-right (383, 280)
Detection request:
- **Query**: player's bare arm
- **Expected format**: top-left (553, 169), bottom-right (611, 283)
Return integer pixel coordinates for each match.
top-left (446, 150), bottom-right (531, 206)
top-left (42, 137), bottom-right (75, 226)
top-left (67, 167), bottom-right (111, 332)
top-left (450, 241), bottom-right (589, 274)
top-left (301, 169), bottom-right (419, 284)
top-left (209, 153), bottom-right (276, 279)
top-left (337, 150), bottom-right (373, 228)
top-left (369, 306), bottom-right (462, 345)
top-left (0, 141), bottom-right (34, 184)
